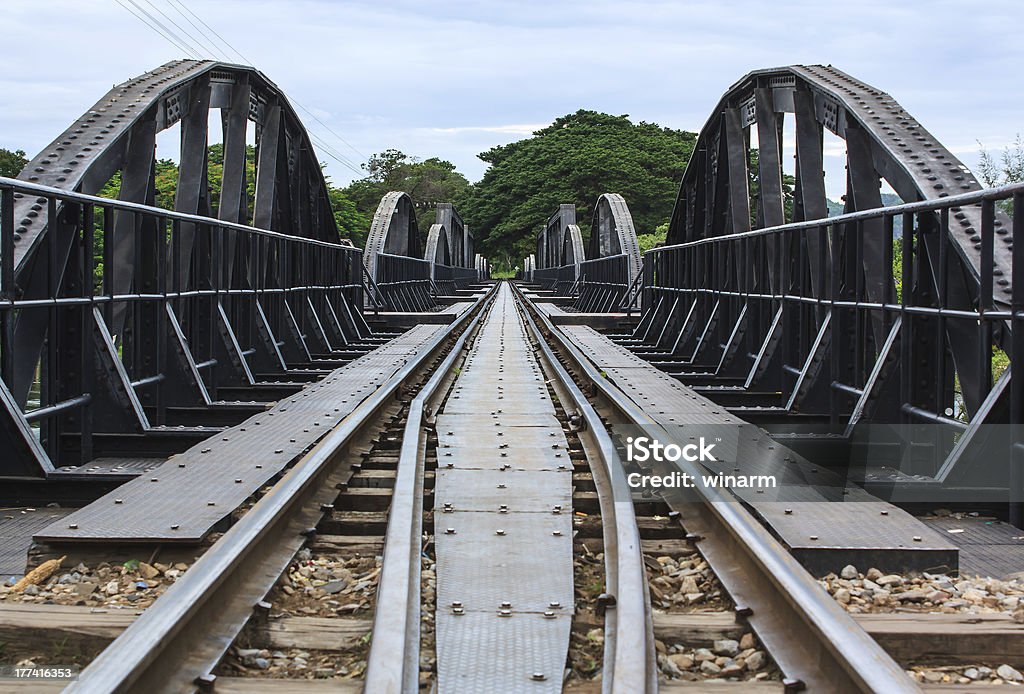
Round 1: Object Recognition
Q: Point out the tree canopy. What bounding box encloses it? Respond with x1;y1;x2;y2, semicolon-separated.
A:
0;148;28;178
341;149;471;239
459;110;697;267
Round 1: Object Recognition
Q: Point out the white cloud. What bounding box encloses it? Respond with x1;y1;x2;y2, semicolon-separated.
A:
0;0;1019;196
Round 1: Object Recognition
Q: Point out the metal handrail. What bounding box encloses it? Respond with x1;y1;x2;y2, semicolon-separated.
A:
0;176;353;251
653;180;1024;253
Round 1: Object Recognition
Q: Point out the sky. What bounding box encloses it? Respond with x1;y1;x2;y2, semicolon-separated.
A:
1;0;1021;201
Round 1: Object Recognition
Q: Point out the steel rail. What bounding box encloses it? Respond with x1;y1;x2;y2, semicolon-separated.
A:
514;284;920;694
514;288;656;694
363;286;498;693
65;284;497;694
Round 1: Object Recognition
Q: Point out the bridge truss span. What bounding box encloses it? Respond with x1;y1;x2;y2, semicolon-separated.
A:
636;64;1024;512
528;195;642;312
364;194;479;311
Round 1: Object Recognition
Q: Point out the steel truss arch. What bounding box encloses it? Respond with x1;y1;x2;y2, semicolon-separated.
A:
363;191;421;284
590;193;641;283
424;223;452;274
665;64;1011;417
9;59;343;407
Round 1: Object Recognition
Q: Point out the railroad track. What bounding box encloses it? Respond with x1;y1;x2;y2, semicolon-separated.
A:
512;284;918;693
1;282;657;693
30;285;499;693
3;281;1024;692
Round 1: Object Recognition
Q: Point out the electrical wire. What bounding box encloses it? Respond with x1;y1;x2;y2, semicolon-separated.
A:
137;0;216;58
163;0;233;62
114;0;368;177
123;0;203;58
113;0;198;57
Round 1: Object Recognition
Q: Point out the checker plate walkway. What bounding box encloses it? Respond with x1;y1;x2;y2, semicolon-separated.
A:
35;321;463;544
561;324;959;575
434;284;573;693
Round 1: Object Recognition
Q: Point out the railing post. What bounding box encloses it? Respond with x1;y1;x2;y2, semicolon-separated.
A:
0;186;14;387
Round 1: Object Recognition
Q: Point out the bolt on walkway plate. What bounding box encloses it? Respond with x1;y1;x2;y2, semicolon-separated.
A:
35;322;454;544
434;285;572;693
561;324;957;575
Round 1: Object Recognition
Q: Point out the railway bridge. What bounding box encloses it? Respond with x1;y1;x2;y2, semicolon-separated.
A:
1;60;1023;693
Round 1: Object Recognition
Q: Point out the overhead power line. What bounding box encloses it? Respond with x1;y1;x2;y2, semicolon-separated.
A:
113;0;369;177
113;0;198;58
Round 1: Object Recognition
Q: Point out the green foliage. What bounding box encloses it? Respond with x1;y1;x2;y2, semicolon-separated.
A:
979;135;1023;216
326;184;371;247
638;222;668;253
341;149;471;241
460;110;697;261
0;148;28;178
993;347;1010;382
979;135;1024;187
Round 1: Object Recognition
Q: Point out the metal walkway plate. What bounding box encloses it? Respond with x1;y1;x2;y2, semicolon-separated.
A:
435;612;570;694
435;446;571;472
1;508;73;578
35;324;445;544
434;511;573;611
920;516;1024;578
435;469;572;512
561;324;958;575
435;285;572;694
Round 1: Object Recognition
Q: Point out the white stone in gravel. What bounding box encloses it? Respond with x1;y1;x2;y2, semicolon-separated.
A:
962;589;987;603
700;660;722;675
659;655;682;678
997;665;1024;682
746;651;766;671
840;565;858;580
693;648;714;662
713;639;740;656
834;588;851;604
963;667;980;680
876;575;903;587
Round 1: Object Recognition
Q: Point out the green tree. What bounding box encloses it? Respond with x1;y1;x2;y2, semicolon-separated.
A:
979;135;1024;187
460;110;697;261
326;183;370;247
978;135;1023;215
0;148;28;178
342;150;471;238
637;222;668;253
